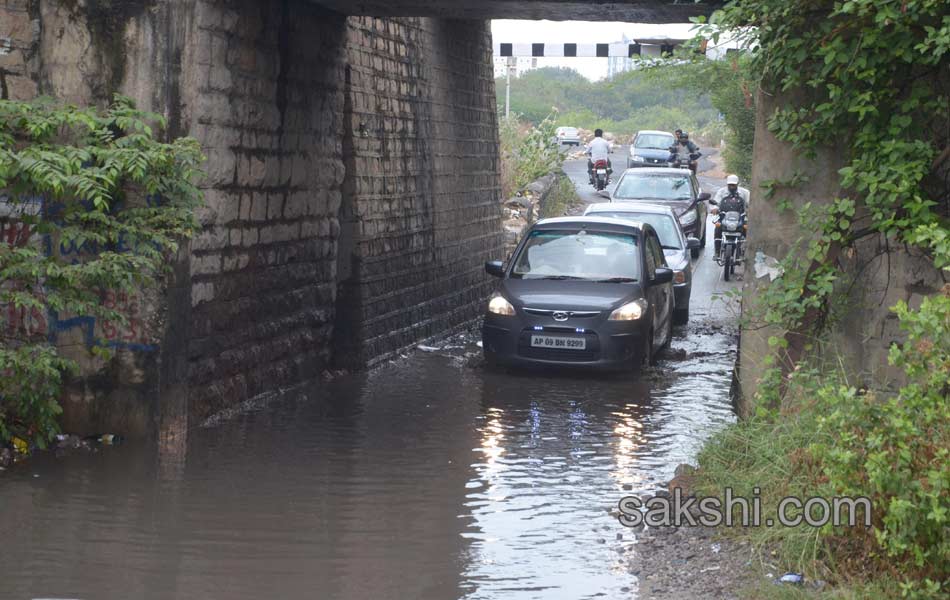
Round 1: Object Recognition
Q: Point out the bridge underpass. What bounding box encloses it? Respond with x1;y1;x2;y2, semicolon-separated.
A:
0;0;722;432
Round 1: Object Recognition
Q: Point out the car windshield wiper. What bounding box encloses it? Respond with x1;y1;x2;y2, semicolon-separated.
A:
532;275;586;280
593;277;638;283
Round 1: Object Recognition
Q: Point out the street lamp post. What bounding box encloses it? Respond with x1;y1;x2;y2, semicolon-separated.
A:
505;57;516;120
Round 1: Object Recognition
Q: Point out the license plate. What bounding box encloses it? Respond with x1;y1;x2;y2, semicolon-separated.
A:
530;335;586;350
596;169;607;174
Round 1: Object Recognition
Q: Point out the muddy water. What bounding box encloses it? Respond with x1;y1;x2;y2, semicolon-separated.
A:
0;317;736;600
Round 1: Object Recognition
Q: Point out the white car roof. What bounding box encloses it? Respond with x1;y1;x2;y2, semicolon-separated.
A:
636;130;674;136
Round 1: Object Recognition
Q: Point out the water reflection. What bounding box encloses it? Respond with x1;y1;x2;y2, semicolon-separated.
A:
0;337;735;600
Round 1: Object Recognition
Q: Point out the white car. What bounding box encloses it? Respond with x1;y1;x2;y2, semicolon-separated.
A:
555;126;581;146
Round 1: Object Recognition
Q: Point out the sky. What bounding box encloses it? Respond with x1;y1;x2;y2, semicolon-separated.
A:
490;20;700;81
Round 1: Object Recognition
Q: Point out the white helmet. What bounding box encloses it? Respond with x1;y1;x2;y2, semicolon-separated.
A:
726;174;739;185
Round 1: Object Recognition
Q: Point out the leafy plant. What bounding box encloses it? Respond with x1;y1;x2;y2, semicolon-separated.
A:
0;95;204;448
498;113;564;198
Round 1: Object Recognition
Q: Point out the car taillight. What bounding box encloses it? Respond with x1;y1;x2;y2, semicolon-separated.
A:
673;271;686;284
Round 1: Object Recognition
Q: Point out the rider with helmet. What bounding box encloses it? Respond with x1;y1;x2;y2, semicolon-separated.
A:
712;174;750;257
669;130;701;173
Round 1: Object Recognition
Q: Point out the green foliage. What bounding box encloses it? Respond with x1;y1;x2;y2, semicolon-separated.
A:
539;175;577;219
496;66;718;140
498;113;564;198
691;0;949;595
810;291;950;596
640;53;757;180
0;95;204;448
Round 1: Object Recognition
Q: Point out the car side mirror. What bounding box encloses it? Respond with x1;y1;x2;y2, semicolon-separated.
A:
485;260;505;278
686;237;701;249
698;192;711;202
653;267;674;284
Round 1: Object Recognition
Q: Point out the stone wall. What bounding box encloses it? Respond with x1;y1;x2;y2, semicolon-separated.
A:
738;91;945;415
335;16;502;366
0;0;503;433
183;0;348;419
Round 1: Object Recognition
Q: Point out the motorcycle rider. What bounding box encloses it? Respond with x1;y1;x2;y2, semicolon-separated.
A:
586;129;612;185
669;130;701;173
712;174;750;257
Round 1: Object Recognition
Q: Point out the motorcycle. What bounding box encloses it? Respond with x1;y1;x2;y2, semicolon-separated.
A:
711;204;747;281
592;158;610;191
668;148;701;174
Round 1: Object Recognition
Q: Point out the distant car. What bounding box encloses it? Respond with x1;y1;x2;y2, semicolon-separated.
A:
611;167;710;258
482;216;675;371
628;130;675;168
555;126;581;146
583;203;699;324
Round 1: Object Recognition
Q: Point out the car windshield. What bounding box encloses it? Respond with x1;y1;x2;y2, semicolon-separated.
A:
613;174;692;201
589;212;682;249
634;133;674;150
511;230;640;281
558;127;577;135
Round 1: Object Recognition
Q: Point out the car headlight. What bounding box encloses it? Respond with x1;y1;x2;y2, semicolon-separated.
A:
608;298;648;321
631;155;645;162
678;210;697;226
488;295;515;316
673;270;686;284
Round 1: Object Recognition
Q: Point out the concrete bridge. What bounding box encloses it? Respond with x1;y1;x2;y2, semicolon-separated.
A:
0;0;730;434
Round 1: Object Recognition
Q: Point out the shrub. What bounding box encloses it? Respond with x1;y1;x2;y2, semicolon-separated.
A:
810;290;950;597
0;96;204;448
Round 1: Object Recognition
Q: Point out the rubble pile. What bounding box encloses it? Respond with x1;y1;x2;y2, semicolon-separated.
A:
501;172;557;255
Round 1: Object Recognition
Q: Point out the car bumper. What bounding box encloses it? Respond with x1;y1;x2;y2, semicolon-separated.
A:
673;282;691;310
482;313;649;371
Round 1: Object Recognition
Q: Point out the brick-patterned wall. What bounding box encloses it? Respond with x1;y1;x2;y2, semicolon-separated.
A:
183;0;348;418
336;17;502;366
0;0;37;99
0;1;503;429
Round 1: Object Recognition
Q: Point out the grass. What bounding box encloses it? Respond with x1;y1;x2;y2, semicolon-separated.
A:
694;413;835;582
539;174;579;219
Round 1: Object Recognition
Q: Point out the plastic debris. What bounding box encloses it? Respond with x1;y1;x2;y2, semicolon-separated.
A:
710;542;721;554
777;572;805;585
11;436;29;454
416;345;440;352
754;251;785;281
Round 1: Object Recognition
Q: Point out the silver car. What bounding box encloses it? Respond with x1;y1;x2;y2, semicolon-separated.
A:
555;126;581;146
583;202;699;324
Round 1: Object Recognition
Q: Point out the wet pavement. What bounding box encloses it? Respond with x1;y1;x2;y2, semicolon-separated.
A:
0;155;740;600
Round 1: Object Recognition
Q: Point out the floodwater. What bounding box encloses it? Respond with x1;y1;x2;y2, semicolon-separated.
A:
0;214;738;600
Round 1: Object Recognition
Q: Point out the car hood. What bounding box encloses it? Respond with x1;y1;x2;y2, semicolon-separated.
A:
610;197;696;216
631;147;670;160
501;278;644;312
663;248;689;271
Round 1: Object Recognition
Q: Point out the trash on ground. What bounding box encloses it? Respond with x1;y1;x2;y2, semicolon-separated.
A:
417;345;441;352
754;251;785;281
11;437;29;454
777;572;805;585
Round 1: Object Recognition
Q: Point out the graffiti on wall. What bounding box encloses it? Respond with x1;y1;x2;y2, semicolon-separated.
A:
0;195;158;352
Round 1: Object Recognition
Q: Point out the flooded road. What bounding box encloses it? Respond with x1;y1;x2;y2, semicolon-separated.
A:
0;163;740;599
